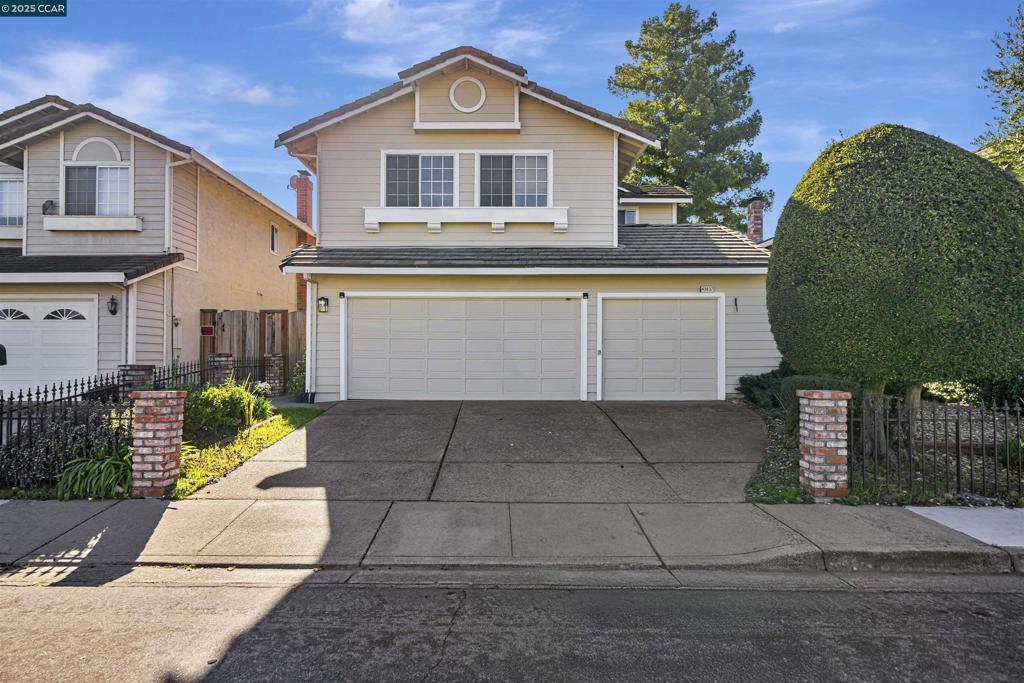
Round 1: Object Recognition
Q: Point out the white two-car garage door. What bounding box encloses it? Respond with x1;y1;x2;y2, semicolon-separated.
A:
345;295;583;400
0;298;97;396
599;296;724;400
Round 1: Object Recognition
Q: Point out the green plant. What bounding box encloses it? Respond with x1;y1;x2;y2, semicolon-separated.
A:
996;437;1024;469
767;124;1024;395
55;444;132;500
924;381;982;404
286;359;306;398
779;375;861;434
737;361;793;409
183;378;273;443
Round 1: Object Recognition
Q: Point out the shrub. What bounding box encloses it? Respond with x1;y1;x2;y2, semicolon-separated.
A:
767;124;1024;392
286;359;306;398
0;400;132;489
780;375;862;434
996;437;1024;470
183;378;273;443
924;381;982;404
737;361;793;409
55;443;132;500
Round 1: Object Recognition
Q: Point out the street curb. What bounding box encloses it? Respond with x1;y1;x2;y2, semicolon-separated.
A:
820;547;1014;574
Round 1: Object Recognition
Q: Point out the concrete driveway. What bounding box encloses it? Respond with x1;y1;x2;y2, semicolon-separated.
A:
193;400;769;504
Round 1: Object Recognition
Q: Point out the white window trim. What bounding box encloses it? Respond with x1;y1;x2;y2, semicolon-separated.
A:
379;150;460;209
473;150;554;208
271;224;280;254
618;208;638;225
0;178;24;228
337;291;588;401
449;76;486;113
595;292;726;401
71;137;122;162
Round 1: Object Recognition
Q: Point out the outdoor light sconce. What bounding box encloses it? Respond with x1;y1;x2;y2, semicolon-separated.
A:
317;296;329;313
107;295;119;316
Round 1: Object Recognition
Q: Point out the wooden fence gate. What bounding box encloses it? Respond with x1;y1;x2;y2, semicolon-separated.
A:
200;309;305;381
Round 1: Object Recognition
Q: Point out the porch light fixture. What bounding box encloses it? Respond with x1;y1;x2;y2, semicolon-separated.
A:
317;296;329;313
106;295;119;316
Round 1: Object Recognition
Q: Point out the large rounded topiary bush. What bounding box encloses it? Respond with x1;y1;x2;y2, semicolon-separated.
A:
767;124;1024;394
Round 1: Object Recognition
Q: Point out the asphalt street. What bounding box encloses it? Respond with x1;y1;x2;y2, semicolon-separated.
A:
2;568;1023;682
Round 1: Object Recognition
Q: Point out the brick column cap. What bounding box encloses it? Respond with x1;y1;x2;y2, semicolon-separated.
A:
263;352;284;358
132;390;188;400
797;389;852;400
209;352;233;359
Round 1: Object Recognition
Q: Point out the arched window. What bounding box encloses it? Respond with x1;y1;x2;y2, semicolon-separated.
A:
0;308;29;321
43;308;86;321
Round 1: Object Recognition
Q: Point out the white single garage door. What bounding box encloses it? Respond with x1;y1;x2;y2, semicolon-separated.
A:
0;299;97;396
600;296;722;400
346;295;582;400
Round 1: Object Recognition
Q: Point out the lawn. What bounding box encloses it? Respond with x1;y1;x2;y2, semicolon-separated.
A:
173;406;323;499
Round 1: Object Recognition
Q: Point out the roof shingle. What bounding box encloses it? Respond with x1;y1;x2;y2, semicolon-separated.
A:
0;252;183;281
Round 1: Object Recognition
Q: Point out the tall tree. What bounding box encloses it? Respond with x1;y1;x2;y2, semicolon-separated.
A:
610;3;770;229
976;4;1024;178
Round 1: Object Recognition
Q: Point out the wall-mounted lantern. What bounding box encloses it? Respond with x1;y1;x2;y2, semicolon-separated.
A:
317;296;329;313
107;295;119;316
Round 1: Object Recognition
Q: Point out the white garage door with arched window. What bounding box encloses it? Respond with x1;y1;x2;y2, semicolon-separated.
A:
0;297;98;395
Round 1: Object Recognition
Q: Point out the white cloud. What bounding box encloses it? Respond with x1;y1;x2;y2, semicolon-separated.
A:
759;118;835;163
0;41;292;150
734;0;877;35
299;0;564;78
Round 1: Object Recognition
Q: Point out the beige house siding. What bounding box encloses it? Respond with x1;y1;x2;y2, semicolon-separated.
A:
417;65;517;123
172;162;199;269
307;273;780;400
621;203;677;225
0;283;125;376
24;121;167;255
170;169;301;361
0;160;21;179
317;94;615;247
134;271;166;365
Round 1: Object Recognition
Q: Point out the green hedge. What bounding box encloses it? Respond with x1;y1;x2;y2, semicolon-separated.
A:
183;379;272;444
767;124;1024;388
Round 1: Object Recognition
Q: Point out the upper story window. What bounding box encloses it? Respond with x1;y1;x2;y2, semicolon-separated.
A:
385;154;454;207
0;180;23;226
65;136;130;217
271;224;280;253
479;154;549;208
618;208;638;225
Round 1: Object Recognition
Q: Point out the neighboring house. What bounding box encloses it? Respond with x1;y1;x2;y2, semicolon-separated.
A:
617;183;692;226
0;96;314;394
277;47;778;401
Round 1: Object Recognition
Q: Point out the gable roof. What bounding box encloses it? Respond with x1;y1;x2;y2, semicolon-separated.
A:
0;252;183;284
0;95;74;128
618;183;693;200
0;98;313;237
280;224;769;273
275;46;658;148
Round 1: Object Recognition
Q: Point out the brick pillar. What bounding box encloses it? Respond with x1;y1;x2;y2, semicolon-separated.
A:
118;364;155;392
289;170;315;311
746;198;764;244
264;353;285;396
797;389;851;500
207;353;233;385
130;390;186;498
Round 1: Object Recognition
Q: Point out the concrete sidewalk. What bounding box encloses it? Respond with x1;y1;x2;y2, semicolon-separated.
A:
0;498;1015;575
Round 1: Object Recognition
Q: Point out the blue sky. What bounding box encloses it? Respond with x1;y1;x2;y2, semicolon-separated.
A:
0;0;1012;236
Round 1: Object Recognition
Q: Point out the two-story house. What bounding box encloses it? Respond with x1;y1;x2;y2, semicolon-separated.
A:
0;96;314;394
277;47;778;401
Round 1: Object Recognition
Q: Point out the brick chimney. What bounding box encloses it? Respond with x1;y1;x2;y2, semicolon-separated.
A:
746;197;764;244
289;170;314;310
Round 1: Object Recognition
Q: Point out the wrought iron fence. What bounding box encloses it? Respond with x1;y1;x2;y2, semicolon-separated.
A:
230;356;267;385
851;397;1023;501
0;372;133;488
153;359;208;389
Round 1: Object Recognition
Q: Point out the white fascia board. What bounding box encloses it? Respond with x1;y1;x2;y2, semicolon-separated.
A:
123;262;182;286
0;101;70;128
520;88;660;149
276;86;415;147
0;111;190;159
283;266;768;276
619;198;693;204
343;290;584;298
402;55;528;85
0;272;125;283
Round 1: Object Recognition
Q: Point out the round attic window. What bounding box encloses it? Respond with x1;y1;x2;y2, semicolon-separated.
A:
449;76;486;113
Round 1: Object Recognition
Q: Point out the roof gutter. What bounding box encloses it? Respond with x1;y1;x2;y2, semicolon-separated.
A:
281;266;768;276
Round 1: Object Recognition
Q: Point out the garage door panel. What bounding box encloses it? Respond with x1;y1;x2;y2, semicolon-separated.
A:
0;299;97;395
602;297;720;401
347;296;580;400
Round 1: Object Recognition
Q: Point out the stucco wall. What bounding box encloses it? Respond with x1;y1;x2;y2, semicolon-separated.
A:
170;169;302;361
306;273;780;401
